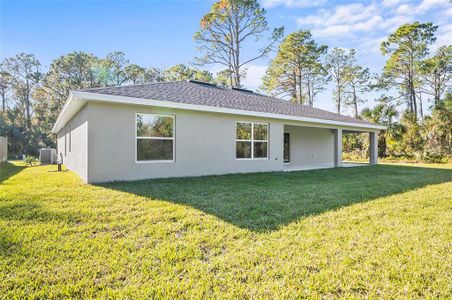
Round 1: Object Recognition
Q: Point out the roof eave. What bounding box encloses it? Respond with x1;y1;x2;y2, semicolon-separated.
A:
52;91;386;133
52;92;87;133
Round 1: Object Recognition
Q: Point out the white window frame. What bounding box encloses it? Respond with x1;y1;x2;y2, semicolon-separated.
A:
135;113;175;163
235;121;269;160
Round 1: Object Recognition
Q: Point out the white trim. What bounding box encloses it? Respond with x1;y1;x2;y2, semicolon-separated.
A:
69;125;72;153
235;121;269;160
64;126;67;157
135;113;175;163
52;91;386;133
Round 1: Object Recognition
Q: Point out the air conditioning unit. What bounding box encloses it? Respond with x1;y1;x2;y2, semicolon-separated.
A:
39;148;57;164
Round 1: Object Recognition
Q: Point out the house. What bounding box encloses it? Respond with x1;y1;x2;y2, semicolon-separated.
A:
52;80;385;183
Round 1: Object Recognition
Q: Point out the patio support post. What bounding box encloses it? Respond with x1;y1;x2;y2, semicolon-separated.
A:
334;129;342;167
369;131;378;165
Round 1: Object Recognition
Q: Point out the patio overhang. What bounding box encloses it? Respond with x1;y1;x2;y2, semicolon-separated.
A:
283;124;380;171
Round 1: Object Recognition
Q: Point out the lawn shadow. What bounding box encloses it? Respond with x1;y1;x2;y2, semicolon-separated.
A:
0;162;26;183
0;201;85;224
99;165;452;232
0;201;86;260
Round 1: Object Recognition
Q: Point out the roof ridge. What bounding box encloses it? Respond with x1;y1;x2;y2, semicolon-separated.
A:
78;80;186;92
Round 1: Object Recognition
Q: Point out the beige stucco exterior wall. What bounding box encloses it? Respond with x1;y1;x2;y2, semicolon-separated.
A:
86;102;285;183
56;101;379;183
283;125;335;170
57;105;89;181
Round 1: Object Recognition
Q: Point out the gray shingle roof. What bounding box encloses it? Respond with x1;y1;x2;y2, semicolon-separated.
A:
81;80;374;126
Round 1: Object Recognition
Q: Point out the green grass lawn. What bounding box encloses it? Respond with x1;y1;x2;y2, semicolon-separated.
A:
0;161;451;298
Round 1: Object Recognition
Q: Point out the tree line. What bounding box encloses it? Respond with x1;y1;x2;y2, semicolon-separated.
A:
0;51;228;157
0;0;451;161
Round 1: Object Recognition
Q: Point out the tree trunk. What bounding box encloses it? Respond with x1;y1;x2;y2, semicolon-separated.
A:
26;81;31;129
297;68;303;105
1;93;5;112
336;81;341;114
378;132;387;157
233;15;241;88
409;79;417;122
434;74;440;106
419;91;424;121
353;85;358;118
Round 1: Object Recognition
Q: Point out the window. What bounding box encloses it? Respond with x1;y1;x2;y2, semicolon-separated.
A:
236;122;268;159
136;113;175;162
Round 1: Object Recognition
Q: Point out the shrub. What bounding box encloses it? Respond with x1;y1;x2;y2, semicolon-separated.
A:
24;155;38;167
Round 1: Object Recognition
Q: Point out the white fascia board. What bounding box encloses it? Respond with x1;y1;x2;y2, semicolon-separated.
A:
52;91;386;133
52;92;86;133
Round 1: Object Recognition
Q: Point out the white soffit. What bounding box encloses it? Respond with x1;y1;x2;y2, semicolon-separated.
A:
52;91;386;133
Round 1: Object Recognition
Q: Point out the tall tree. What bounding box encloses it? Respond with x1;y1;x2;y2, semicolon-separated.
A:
215;69;234;87
303;63;329;107
0;67;13;112
163;64;214;82
262;30;328;106
124;64;146;84
343;63;371;118
99;51;130;86
419;45;452;107
2;53;41;129
144;67;165;83
423;92;452;156
164;64;197;81
34;52;101;145
194;0;283;88
41;52;100;99
325;48;356;114
380;22;438;121
361;101;400;156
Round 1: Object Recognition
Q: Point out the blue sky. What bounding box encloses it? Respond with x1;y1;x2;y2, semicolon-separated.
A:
1;0;451;114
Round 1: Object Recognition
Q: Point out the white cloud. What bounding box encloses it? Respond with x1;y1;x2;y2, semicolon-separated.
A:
396;0;449;15
382;0;405;8
379;14;413;33
445;7;452;17
359;36;386;54
298;3;378;28
260;0;451;113
395;4;411;14
261;0;326;8
242;65;267;91
297;3;398;38
417;0;449;13
296;1;449;39
432;23;452;52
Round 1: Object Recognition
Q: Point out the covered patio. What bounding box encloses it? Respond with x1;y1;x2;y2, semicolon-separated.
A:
282;124;379;171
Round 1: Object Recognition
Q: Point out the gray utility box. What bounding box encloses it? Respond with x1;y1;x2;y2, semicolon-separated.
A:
39;148;57;164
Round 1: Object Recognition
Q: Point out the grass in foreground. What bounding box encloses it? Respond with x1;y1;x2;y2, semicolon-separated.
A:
0;161;451;298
